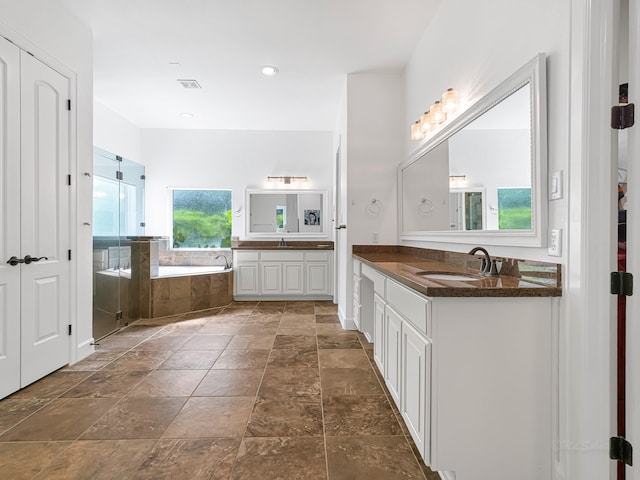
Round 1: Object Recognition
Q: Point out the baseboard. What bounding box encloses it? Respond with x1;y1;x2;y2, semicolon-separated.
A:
439;471;455;480
338;307;357;331
74;337;95;364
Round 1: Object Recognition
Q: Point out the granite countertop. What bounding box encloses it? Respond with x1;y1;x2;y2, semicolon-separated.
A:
353;247;562;298
232;240;334;251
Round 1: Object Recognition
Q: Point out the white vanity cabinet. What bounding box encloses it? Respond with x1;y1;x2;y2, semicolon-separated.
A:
352;259;362;330
355;260;554;480
233;249;333;300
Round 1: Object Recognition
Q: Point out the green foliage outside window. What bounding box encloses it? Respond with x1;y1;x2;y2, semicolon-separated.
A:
497;187;532;230
172;189;232;248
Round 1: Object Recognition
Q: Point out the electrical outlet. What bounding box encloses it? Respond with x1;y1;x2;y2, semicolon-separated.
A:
372;232;379;243
548;229;562;256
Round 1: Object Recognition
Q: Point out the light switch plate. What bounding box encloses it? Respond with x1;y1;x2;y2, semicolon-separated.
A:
548;229;562;256
550;171;563;200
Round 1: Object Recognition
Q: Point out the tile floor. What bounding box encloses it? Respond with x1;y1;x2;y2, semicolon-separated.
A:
0;301;440;480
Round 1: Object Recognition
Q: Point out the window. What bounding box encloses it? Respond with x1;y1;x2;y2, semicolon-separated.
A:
172;189;232;248
497;187;532;230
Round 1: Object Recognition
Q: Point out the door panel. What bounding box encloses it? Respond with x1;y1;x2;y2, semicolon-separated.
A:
0;37;21;399
19;50;70;387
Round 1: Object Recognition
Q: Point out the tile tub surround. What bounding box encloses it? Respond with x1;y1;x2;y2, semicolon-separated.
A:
158;238;232;267
353;244;562;297
232;239;334;250
0;302;440;480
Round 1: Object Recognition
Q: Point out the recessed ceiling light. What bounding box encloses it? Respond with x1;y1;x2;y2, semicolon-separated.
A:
261;65;279;77
181;112;194;118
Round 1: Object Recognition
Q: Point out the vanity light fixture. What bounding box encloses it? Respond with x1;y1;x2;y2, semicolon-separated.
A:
410;87;460;140
449;175;467;186
261;65;279;76
442;88;460;114
411;121;425;141
267;176;308;185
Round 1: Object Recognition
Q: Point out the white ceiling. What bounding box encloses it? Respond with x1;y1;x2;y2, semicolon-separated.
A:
59;0;441;131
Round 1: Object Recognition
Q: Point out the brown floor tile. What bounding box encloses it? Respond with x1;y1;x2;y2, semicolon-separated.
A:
315;304;338;314
277;325;317;336
316;323;348;335
160;318;208;334
316;314;340;323
95;335;144;351
194;370;263;397
237;324;279;335
259;368;320;397
163;397;253;438
198;323;245;334
32;439;155;480
280;313;316;325
284;302;315;314
1;398;118;441
102;350;174;371
0;399;51;434
273;334;317;349
243;315;281;327
226;334;276;350
159;350;223;369
246;395;323;437
133;334;193;351
128;370;207;397
8;371;93;400
116;325;165;337
317;333;363;349
231;437;327;480
132;438;239;480
320;367;384;395
213;349;270;370
62;350;125;371
326;436;425;480
180;334;233;350
323;395;403;436
62;370;150;398
81;397;186;440
0;441;71;480
267;346;319;368
318;349;372;369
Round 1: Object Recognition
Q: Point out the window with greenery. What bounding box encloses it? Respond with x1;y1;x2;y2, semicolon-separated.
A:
497;187;532;230
172;189;232;248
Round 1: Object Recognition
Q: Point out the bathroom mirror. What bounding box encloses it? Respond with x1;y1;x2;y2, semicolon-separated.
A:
399;53;547;247
246;189;328;237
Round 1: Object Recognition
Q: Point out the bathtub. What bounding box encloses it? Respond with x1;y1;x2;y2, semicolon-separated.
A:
153;265;228;277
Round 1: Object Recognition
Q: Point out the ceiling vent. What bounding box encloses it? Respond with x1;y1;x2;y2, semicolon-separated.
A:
177;79;202;89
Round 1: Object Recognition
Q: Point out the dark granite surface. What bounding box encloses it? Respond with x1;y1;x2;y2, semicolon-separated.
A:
232;240;334;251
353;245;562;298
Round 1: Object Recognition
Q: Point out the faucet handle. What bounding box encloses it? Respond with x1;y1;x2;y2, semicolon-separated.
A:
487;259;500;276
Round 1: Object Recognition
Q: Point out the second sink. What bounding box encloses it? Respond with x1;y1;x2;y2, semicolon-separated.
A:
418;271;480;281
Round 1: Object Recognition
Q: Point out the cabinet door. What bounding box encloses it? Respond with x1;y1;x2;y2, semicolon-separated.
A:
306;262;329;294
283;263;304;294
401;319;431;464
373;293;385;372
236;263;259;295
385;305;402;405
261;263;282;294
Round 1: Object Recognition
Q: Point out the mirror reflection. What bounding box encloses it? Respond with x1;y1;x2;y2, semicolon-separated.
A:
402;83;532;233
247;190;325;235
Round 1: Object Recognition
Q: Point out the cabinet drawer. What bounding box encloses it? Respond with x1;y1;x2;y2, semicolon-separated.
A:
386;280;431;337
236;251;259;262
261;251;304;262
306;251;330;262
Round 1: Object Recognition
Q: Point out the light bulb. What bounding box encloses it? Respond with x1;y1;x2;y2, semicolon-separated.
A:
411;121;425;141
430;100;446;124
442;88;459;114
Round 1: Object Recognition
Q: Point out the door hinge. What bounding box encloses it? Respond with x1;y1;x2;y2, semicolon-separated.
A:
140;174;146;180
611;271;633;296
116;311;123;321
610;436;633;466
140;222;146;227
611;103;635;129
67;174;71;186
116;155;122;162
116;171;123;181
68;249;72;261
66;99;71;111
68;324;72;335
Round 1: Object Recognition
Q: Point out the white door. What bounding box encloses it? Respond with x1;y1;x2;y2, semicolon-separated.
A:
0;38;71;397
19;50;71;386
0;37;22;399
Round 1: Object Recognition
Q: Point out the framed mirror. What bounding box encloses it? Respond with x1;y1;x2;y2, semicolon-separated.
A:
399;53;547;247
246;189;329;238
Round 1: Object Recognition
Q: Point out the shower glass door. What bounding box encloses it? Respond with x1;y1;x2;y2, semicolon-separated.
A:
92;147;145;340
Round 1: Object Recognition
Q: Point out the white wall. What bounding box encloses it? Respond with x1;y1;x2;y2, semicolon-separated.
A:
0;0;94;360
141;129;333;239
94;101;143;164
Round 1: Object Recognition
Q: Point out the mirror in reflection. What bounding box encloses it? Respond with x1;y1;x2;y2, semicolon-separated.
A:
247;190;325;235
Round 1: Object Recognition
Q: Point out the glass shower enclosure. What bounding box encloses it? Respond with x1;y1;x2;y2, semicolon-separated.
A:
92;147;145;340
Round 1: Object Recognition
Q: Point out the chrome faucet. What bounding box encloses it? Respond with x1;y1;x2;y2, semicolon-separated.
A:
214;254;230;269
468;246;499;276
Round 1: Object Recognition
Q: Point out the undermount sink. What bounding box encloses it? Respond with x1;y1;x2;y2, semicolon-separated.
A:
418;271;481;281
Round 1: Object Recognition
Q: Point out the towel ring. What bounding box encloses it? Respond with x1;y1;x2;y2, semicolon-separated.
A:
418;197;434;215
366;198;382;216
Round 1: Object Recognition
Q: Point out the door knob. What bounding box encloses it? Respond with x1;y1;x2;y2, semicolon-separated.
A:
6;256;24;266
23;255;48;264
